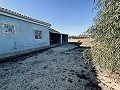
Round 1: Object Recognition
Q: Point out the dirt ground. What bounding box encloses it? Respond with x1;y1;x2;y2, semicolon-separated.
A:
0;44;101;90
69;39;120;90
68;38;94;47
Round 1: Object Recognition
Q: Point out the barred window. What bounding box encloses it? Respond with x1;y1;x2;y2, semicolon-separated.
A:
34;30;42;39
3;23;16;35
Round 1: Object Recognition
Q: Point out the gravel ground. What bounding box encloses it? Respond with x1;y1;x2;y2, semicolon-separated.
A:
0;44;100;90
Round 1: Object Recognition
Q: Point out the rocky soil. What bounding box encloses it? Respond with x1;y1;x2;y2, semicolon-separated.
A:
0;44;101;90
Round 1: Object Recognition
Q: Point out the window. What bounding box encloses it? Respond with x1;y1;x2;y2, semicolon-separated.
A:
34;30;42;39
3;23;16;35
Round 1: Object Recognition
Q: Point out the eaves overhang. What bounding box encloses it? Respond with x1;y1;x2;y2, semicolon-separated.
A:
0;7;51;27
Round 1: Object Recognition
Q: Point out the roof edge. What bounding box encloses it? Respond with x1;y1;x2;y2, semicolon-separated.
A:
0;7;51;27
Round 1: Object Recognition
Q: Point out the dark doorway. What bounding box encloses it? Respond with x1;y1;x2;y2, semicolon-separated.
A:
50;32;61;45
62;34;68;43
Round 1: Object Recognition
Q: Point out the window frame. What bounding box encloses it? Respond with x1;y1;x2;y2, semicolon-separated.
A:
2;23;16;35
34;30;42;40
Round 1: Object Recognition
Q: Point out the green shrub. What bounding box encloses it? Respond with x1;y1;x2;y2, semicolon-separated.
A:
87;0;120;73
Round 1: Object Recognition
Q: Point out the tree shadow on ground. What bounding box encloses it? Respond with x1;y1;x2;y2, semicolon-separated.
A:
75;45;102;90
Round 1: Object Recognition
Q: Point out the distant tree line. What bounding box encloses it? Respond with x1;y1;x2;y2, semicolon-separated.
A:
69;34;92;39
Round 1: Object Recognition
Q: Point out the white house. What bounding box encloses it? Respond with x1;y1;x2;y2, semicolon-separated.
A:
0;7;68;61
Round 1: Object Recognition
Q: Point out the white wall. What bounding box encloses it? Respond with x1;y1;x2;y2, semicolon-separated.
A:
0;14;50;55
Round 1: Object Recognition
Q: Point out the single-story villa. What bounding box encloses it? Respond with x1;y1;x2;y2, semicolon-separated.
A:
0;7;68;61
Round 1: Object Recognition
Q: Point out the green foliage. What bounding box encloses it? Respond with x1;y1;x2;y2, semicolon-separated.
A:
83;49;92;60
88;0;120;73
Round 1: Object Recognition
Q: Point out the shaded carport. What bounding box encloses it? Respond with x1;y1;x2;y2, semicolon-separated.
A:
62;34;68;43
49;29;61;45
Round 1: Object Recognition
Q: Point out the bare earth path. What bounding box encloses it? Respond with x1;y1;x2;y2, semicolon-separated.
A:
0;44;100;90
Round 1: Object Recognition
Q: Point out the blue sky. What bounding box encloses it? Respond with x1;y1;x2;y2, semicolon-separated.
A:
0;0;97;35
